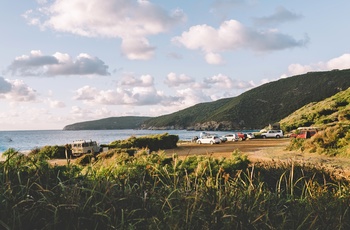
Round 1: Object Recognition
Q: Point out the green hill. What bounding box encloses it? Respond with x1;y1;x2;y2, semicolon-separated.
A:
282;87;350;156
63;116;151;130
142;69;350;130
63;69;350;131
280;86;350;132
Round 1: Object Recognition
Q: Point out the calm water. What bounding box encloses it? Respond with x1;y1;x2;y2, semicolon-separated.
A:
0;129;253;154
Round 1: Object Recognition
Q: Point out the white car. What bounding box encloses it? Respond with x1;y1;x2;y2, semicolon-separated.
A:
222;133;239;142
196;135;221;144
261;130;284;138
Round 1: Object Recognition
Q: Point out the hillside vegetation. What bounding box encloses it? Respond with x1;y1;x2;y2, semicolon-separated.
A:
281;87;350;131
63;69;350;131
63;116;151;130
2;147;350;229
282;87;350;156
142;69;350;130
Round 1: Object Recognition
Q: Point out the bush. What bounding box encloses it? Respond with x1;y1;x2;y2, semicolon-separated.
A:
1;147;350;229
288;124;350;156
108;133;179;151
75;153;95;165
28;145;68;159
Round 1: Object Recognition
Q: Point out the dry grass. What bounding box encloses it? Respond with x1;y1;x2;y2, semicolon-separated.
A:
49;138;350;180
168;139;350;180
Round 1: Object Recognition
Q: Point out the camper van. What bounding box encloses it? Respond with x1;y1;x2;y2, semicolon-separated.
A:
71;140;101;157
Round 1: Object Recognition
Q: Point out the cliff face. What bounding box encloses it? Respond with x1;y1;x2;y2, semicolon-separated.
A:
144;121;246;131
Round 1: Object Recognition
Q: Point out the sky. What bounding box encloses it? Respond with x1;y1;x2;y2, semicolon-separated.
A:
1;0;350;131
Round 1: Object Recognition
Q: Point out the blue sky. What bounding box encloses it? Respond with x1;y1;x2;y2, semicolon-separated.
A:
1;0;350;130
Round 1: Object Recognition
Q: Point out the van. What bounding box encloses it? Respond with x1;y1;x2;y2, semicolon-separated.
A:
71;140;101;157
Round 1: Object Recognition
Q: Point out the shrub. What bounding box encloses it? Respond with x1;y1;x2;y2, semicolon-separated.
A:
289;124;350;156
108;133;179;151
1;147;350;229
75;153;95;165
28;145;68;159
287;138;305;151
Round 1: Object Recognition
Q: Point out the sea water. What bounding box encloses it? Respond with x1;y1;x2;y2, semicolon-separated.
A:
0;129;257;155
0;129;236;154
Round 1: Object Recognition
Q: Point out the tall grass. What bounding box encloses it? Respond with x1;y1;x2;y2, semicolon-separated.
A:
1;148;350;229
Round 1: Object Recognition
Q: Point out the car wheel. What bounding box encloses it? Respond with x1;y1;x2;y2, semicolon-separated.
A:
197;141;201;144
262;135;266;139
276;135;280;138
210;141;214;145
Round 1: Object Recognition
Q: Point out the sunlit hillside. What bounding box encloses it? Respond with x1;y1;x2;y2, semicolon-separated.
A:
282;87;350;156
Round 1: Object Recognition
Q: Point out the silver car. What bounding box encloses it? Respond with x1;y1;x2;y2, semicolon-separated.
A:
196;135;221;144
222;133;239;142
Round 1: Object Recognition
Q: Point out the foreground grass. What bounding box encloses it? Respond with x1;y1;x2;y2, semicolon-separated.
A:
1;148;350;229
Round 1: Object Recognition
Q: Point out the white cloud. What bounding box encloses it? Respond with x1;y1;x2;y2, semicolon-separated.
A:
23;0;186;60
165;73;256;106
175;88;211;107
0;77;37;102
74;86;99;101
8;80;37;102
8;51;110;76
0;77;12;94
172;19;308;64
121;37;156;60
204;74;255;90
205;52;224;65
69;106;113;121
73;84;180;106
282;53;350;77
164;72;195;87
120;74;153;87
46;98;66;108
327;54;350;70
253;6;303;26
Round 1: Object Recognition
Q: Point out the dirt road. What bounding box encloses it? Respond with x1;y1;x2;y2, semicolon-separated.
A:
166;138;290;158
166;138;350;179
50;138;350;179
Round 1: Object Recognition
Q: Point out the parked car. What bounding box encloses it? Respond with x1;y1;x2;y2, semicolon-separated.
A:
295;130;318;139
246;133;255;139
260;130;284;138
289;126;320;138
222;133;239;142
196;135;221;144
237;132;247;141
71;140;102;157
220;136;227;142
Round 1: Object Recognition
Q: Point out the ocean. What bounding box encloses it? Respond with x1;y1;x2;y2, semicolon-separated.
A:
0;129;256;154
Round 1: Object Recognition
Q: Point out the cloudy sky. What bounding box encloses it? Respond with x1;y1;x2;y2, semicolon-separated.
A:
1;0;350;130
